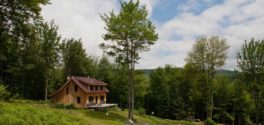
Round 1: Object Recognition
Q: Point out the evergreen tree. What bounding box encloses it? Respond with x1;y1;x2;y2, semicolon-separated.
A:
61;38;88;79
38;21;60;100
237;39;264;124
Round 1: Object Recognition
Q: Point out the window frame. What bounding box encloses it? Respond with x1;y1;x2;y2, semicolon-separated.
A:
74;85;78;92
66;87;69;94
89;96;94;103
76;96;81;104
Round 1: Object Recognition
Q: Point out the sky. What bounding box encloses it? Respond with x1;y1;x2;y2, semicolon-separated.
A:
41;0;264;70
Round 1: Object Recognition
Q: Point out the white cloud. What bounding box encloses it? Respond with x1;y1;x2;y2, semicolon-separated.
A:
42;0;264;70
138;0;158;16
41;0;119;57
137;0;264;70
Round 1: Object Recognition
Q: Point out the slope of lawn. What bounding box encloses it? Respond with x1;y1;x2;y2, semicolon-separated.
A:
0;100;199;125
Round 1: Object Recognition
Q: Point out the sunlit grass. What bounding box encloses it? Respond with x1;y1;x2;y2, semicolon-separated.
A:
0;100;199;125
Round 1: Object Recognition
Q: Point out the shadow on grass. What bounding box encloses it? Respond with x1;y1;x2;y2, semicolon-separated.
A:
84;110;127;122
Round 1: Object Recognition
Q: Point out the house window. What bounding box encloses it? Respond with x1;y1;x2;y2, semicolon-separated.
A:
95;86;98;91
89;96;94;103
75;85;78;92
100;96;105;103
76;97;81;104
100;86;103;90
90;85;94;91
66;87;69;94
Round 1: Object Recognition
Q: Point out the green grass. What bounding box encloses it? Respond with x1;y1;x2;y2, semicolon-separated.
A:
0;100;199;125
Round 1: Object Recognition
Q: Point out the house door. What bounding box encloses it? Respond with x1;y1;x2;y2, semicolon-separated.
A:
96;96;98;103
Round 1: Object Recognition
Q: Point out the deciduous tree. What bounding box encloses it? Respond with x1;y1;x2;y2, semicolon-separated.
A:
100;0;158;120
186;36;229;118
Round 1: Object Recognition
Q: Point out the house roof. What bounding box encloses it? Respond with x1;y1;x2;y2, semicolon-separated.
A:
49;76;109;97
72;76;108;86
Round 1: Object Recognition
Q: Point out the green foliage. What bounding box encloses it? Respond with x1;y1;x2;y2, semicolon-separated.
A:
0;101;86;125
61;38;88;78
100;0;158;64
147;65;192;119
136;108;146;115
204;118;217;125
54;104;66;109
0;100;197;125
0;84;10;100
0;0;49;99
186;36;229;118
100;0;158;119
38;20;61;100
65;104;76;109
55;103;76;109
237;39;264;124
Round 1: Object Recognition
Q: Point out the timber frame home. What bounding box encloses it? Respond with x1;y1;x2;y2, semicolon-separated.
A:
50;76;109;108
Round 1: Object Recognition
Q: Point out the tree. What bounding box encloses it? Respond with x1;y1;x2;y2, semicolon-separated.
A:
148;65;192;119
61;38;88;79
186;36;229;118
38;21;61;100
100;0;158;120
237;39;264;124
0;83;10;100
0;0;48;97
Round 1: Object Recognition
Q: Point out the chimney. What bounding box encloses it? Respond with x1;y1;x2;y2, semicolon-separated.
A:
87;76;90;78
67;76;70;81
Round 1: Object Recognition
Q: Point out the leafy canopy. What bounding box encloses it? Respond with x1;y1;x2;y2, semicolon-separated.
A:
100;0;158;65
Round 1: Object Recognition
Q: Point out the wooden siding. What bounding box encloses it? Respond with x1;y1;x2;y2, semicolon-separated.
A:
51;80;107;108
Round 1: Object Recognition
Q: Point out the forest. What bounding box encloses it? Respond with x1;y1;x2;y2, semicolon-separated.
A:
1;0;264;125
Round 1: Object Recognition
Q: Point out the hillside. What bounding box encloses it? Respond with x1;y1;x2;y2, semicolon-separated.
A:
0;100;198;125
140;69;237;78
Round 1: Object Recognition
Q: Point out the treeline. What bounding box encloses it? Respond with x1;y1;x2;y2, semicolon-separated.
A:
145;38;264;125
0;0;148;109
1;1;264;125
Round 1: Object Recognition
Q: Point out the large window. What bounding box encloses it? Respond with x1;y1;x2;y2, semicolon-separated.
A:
100;86;104;90
66;87;69;94
95;86;98;91
76;97;81;104
100;96;105;103
90;85;94;91
89;96;94;103
74;85;78;92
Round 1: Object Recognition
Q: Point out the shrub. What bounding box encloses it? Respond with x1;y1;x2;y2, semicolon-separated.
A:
204;118;217;125
65;103;76;109
0;84;10;100
136;108;146;115
55;104;65;109
55;103;76;109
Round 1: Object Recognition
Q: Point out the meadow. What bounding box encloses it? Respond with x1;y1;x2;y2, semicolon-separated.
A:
0;100;198;125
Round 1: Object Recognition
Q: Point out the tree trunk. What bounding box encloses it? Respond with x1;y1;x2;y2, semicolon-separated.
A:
45;76;48;101
131;63;135;120
128;68;133;120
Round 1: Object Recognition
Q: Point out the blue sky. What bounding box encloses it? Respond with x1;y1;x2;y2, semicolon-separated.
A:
41;0;264;70
151;0;224;22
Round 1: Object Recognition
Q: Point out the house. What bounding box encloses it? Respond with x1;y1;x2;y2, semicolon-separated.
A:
50;76;109;108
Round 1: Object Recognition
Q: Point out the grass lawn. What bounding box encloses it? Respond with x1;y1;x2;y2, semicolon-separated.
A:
0;100;200;125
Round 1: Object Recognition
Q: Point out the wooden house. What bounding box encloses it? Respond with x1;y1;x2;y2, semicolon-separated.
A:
50;76;109;108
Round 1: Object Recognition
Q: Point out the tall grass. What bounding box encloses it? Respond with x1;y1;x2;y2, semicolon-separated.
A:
0;100;199;125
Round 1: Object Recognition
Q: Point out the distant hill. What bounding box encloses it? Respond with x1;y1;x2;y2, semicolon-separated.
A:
139;69;238;78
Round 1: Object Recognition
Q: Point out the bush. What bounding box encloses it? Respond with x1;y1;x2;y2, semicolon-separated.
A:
65;103;76;109
204;118;217;125
55;103;76;109
0;84;10;100
54;104;65;109
136;108;146;115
